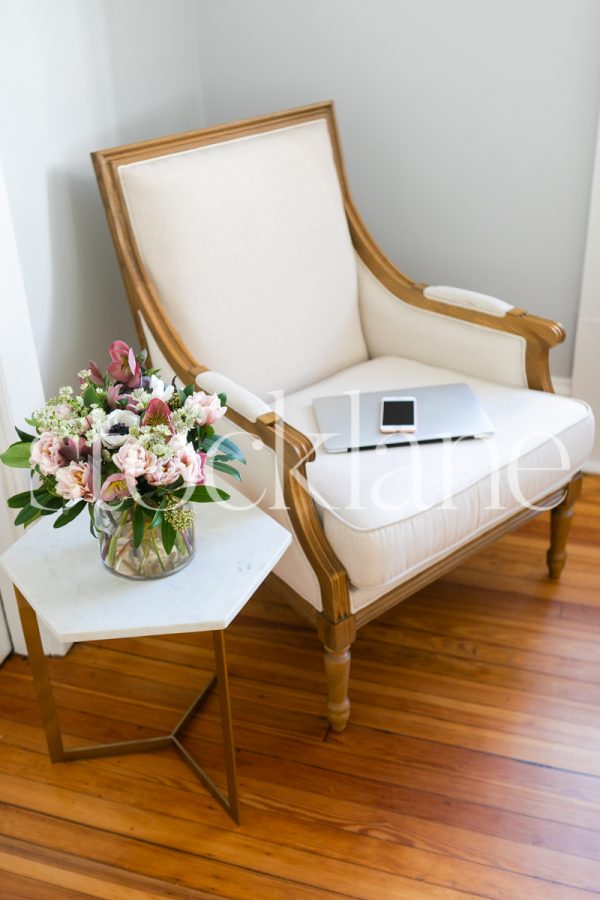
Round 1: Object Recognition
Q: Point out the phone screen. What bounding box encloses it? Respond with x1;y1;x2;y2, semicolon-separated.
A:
382;400;415;427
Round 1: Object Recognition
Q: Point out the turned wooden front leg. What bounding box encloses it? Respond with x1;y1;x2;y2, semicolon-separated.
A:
324;645;351;732
547;474;583;580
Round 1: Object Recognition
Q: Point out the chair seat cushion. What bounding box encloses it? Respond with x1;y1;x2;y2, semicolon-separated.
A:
282;357;594;601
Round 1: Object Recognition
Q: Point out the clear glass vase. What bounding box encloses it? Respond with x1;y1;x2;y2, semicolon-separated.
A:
94;502;195;580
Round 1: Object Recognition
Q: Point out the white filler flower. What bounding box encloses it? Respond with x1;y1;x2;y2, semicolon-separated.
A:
149;375;174;404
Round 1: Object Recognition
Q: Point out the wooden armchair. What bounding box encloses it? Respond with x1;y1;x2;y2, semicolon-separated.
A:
93;102;594;731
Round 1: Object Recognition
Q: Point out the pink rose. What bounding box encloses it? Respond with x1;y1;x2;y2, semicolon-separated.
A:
184;391;226;426
30;432;66;476
146;457;180;486
175;443;206;485
55;462;93;502
113;439;157;479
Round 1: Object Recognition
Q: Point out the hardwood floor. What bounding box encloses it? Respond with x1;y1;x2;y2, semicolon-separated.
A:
0;477;599;899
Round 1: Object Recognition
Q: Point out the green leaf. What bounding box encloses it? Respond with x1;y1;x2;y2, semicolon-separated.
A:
53;500;86;528
174;485;229;503
83;385;100;407
210;460;241;481
150;508;163;529
34;494;62;513
202;434;245;463
15;427;34;443
14;505;42;527
183;384;194;397
132;503;145;548
88;503;97;538
160;519;176;555
0;441;32;468
7;490;33;509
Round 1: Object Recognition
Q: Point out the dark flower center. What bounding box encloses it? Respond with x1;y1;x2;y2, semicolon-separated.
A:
109;423;130;435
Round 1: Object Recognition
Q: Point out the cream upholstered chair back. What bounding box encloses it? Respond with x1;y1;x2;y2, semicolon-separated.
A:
117;118;368;398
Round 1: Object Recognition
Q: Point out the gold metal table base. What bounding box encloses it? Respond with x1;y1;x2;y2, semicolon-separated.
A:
15;587;240;824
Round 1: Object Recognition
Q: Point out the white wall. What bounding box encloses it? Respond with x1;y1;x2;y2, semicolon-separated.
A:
198;0;600;377
0;158;68;657
0;0;204;394
573;110;600;472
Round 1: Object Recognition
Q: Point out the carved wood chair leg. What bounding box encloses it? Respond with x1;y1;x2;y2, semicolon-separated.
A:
324;644;351;732
547;474;583;580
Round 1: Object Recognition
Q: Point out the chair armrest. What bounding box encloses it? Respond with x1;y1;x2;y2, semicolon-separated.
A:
196;370;349;623
423;285;513;317
196;371;275;424
356;255;564;392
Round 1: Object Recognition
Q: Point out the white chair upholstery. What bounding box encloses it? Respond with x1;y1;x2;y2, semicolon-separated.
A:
119;119;367;399
357;257;528;387
281;356;594;609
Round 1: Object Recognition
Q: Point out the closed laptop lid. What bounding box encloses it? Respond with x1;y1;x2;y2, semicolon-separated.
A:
313;383;495;453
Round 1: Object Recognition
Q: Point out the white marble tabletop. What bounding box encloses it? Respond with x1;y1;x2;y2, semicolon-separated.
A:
0;488;291;643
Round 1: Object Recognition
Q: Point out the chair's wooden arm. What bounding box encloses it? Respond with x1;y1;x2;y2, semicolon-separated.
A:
222;403;351;625
343;188;565;393
416;284;564;392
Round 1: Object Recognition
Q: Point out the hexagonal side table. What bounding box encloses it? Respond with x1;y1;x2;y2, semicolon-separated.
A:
0;489;291;824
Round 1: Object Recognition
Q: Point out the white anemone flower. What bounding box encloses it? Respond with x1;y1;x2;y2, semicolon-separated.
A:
100;409;140;449
149;374;174;404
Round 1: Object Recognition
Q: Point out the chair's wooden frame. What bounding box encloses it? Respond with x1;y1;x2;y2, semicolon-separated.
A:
92;101;582;732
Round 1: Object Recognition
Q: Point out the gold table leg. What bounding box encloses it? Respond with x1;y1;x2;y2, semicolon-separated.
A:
14;587;240;824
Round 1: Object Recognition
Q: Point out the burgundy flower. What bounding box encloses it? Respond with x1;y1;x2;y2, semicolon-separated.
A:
107;341;141;388
87;361;104;386
58;436;91;463
141;398;174;432
106;384;123;410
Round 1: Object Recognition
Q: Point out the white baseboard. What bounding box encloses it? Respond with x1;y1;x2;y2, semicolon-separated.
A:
551;375;572;396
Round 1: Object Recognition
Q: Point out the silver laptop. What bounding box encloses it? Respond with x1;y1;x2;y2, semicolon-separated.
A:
313;383;495;453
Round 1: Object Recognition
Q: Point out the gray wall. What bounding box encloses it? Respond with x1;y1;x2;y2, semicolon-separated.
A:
0;0;204;393
198;0;600;376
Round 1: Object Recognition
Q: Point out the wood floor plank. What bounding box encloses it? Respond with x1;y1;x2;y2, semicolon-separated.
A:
0;475;598;898
0;807;339;900
0;775;483;900
0;755;595;900
0;870;92;900
0;835;215;899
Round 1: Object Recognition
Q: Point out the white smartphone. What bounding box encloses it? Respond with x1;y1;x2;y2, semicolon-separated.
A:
379;396;417;433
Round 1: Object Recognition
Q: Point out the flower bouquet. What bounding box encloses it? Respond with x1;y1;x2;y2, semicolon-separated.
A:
1;341;244;579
